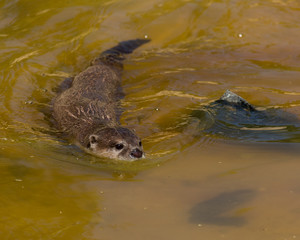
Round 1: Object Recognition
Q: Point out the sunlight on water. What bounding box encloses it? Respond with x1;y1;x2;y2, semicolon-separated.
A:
0;0;300;239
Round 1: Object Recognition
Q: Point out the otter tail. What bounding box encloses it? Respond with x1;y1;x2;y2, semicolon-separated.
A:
95;38;150;67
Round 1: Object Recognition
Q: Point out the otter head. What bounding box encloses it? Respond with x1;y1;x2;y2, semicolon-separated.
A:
86;127;144;161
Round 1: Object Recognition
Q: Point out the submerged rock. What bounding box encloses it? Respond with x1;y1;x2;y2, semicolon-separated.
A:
190;90;300;142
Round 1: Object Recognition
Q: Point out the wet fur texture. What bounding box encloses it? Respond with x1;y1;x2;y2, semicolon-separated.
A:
53;39;149;160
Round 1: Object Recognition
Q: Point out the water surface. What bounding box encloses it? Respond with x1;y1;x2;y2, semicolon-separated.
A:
0;0;300;239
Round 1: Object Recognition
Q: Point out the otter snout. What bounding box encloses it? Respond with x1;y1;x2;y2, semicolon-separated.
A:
130;148;144;159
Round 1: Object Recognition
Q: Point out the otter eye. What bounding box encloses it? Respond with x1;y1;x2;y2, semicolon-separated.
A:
139;141;142;147
115;143;124;150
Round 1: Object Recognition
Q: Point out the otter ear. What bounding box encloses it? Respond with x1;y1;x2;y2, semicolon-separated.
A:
88;134;99;149
89;135;99;143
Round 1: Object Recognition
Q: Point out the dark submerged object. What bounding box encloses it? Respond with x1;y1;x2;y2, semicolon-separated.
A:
190;90;300;142
53;39;149;160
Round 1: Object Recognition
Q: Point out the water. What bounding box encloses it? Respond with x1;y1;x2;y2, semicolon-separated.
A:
0;0;300;239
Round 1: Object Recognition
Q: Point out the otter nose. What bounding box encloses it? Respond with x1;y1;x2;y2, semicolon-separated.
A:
130;148;143;159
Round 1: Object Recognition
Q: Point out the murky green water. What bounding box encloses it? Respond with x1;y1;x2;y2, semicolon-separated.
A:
1;0;300;239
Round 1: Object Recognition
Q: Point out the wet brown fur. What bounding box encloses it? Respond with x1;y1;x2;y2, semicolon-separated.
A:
53;62;122;145
52;39;149;159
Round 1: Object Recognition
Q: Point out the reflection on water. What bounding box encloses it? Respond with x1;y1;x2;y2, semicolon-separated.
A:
0;0;300;239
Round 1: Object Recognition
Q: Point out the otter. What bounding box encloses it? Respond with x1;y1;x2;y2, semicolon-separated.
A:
53;39;149;160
